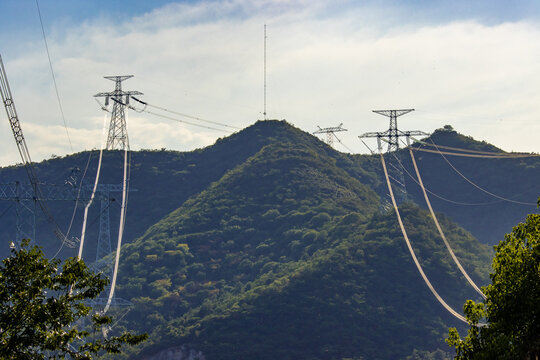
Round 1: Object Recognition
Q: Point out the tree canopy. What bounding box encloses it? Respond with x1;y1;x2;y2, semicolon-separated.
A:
0;239;147;359
447;198;540;359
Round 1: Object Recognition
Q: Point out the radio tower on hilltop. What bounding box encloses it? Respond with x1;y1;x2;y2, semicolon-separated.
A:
94;76;142;150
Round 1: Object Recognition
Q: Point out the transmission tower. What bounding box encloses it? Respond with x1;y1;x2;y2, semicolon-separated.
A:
359;109;429;206
313;123;348;148
0;182;128;249
94;76;142;150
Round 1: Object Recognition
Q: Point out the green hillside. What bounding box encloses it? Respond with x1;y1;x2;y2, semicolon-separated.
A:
0;120;375;260
116;203;491;359
107;123;491;359
399;127;539;244
0;120;537;359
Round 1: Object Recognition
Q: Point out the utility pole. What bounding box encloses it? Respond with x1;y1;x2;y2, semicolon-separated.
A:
359;109;429;206
313;123;347;148
94;76;142;150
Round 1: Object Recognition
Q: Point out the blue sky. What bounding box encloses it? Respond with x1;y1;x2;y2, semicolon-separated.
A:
3;0;538;31
0;0;539;165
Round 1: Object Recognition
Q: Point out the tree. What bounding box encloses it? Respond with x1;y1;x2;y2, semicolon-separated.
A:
447;198;540;359
0;239;147;359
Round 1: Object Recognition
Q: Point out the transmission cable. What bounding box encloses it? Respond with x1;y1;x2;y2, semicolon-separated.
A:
380;153;471;324
78;111;108;260
425;139;537;206
104;112;132;314
332;132;354;153
408;136;539;159
136;107;232;133
52;150;94;260
412;140;513;156
131;96;240;130
0;203;14;221
412;147;537;159
409;148;486;299
35;0;73;152
391;152;501;206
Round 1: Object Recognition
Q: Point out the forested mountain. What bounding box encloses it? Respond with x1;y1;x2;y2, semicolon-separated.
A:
0;120;537;359
396;127;539;245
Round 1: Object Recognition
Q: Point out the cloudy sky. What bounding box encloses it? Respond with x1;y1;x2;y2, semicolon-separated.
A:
0;0;539;165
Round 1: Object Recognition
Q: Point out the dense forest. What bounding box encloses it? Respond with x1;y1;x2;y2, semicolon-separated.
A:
0;120;537;359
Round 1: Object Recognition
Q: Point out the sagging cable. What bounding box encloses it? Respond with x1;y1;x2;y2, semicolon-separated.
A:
380;153;469;324
409;148;486;299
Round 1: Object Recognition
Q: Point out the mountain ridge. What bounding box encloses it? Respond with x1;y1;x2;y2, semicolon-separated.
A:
0;120;537;359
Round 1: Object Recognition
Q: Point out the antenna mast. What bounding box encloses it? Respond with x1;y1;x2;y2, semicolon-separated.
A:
263;24;267;120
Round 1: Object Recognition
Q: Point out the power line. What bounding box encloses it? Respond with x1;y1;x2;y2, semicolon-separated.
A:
332;132;354;153
52;150;94;260
35;0;73;152
409;148;486;299
131;97;240;130
426;139;537;206
380;153;471;324
0;204;14;221
413;139;516;156
142;108;234;133
412;147;537;159
391;152;501;206
398;137;538;205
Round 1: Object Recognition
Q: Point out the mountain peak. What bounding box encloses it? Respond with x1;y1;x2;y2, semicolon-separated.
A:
421;126;504;153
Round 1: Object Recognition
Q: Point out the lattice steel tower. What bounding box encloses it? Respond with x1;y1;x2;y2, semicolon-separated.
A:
94;76;142;150
313;123;347;148
359;109;429;206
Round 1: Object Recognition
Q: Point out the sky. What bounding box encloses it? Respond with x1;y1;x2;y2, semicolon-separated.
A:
0;0;539;166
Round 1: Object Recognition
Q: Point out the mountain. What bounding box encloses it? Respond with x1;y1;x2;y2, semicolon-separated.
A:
397;127;538;245
0;120;537;359
0;120;374;259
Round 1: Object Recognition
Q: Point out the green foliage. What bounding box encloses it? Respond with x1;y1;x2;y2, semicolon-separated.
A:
447;199;540;359
406;348;452;360
113;195;491;359
0;240;147;359
2;120;532;359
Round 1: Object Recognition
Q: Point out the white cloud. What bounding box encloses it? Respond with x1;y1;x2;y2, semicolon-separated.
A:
1;0;539;166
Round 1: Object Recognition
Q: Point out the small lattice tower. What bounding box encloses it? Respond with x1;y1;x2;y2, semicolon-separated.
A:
313;123;348;148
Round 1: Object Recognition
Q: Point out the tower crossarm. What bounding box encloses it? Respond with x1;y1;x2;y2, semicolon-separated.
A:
104;75;133;82
94;75;143;101
313;123;347;134
372;109;415;118
359;131;388;139
94;90;143;98
399;130;430;136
